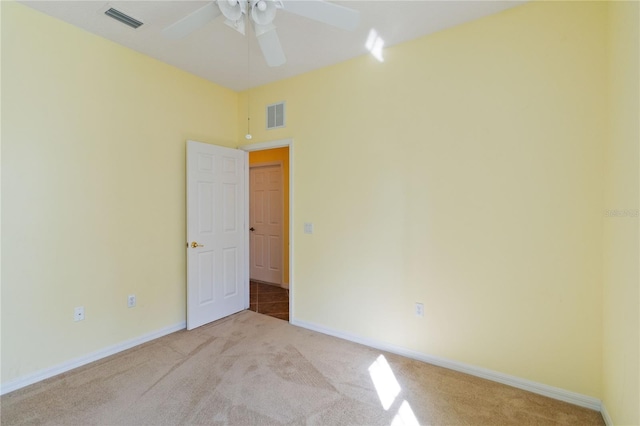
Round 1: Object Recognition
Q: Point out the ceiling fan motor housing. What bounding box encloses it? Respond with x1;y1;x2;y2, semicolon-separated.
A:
217;0;278;27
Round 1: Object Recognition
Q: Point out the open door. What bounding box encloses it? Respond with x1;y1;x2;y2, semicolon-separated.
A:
186;140;247;330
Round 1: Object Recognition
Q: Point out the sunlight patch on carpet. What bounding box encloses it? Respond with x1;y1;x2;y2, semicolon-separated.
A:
391;400;420;426
369;354;420;425
368;355;401;410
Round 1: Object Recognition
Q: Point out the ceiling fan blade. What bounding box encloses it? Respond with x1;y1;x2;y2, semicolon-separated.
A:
282;0;359;32
162;3;222;39
256;27;286;67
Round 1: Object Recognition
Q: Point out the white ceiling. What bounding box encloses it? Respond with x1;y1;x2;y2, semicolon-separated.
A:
21;1;526;91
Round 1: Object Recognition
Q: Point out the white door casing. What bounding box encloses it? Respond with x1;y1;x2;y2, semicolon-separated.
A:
249;164;283;284
186;140;247;330
239;138;293;320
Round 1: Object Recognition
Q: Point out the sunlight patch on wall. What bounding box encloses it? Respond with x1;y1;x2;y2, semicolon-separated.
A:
365;29;385;62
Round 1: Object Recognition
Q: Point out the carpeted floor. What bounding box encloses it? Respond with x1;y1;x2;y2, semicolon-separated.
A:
1;311;604;425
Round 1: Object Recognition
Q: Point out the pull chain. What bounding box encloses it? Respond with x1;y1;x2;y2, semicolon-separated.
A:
245;12;252;140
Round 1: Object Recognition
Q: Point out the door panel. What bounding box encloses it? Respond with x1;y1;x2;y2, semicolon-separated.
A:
269;236;281;270
187;141;247;330
250;164;283;284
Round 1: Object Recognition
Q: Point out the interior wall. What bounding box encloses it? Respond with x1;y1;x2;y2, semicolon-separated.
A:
602;1;640;424
1;2;238;383
249;148;290;285
240;1;607;397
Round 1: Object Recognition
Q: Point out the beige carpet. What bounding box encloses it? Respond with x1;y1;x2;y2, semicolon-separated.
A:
1;311;604;425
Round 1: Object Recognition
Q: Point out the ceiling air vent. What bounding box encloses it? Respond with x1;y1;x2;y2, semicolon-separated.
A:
105;8;143;29
266;102;285;130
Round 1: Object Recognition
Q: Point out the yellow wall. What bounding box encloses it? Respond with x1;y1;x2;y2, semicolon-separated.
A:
1;2;238;383
0;0;4;376
602;1;640;424
240;1;607;397
249;148;290;284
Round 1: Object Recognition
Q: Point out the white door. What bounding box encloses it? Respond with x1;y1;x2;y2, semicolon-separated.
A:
186;140;247;330
250;164;283;284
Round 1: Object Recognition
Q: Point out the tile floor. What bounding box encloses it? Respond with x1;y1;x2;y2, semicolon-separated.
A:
249;281;289;321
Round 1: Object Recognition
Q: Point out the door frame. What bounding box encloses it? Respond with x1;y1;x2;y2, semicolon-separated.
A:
239;138;294;321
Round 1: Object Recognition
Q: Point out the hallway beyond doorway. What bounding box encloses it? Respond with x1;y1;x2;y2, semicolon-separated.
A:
249;281;289;321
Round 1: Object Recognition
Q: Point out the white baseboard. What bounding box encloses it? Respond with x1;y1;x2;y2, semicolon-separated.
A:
281;282;289;289
291;318;602;412
600;401;613;426
1;321;186;395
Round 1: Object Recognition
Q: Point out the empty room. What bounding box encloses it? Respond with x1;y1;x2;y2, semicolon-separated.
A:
1;0;638;425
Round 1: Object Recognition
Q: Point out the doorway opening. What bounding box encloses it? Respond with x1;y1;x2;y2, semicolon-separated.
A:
241;140;293;322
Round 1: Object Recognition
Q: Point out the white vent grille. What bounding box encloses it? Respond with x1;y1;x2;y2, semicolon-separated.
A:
104;8;143;29
266;102;285;130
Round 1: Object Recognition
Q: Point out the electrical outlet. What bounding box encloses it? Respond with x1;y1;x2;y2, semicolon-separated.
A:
128;294;136;308
74;306;85;322
415;303;424;318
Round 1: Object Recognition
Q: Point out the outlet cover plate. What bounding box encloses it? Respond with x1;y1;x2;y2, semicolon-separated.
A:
74;306;85;321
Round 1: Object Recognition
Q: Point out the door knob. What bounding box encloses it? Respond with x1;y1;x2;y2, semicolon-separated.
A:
249;227;255;232
191;241;204;248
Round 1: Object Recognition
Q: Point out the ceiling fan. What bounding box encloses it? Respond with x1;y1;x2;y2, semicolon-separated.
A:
162;0;360;67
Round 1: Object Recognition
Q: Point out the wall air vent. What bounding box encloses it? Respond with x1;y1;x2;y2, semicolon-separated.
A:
266;102;285;130
105;8;143;29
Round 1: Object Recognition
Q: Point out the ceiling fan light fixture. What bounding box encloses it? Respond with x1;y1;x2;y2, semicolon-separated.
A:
251;0;276;26
217;0;243;21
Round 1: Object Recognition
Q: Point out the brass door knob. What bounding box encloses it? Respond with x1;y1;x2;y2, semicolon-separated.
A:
191;241;204;248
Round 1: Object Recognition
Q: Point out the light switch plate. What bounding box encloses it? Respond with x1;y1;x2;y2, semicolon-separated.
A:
304;222;314;234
